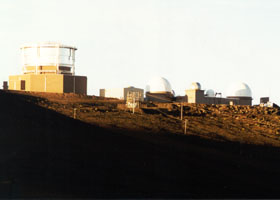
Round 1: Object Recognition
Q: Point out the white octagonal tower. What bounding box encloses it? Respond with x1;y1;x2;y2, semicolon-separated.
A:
21;42;77;75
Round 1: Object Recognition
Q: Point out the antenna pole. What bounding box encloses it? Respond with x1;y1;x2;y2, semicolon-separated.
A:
180;102;183;120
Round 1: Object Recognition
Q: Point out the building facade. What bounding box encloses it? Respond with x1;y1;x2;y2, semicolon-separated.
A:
100;86;144;101
145;80;253;106
8;42;87;95
185;88;252;106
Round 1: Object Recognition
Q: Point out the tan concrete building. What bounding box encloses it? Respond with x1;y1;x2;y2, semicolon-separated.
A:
183;82;252;106
100;86;144;101
9;74;87;94
185;88;251;105
9;42;87;95
146;80;253;106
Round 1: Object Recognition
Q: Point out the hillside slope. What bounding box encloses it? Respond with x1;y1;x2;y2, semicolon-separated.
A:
0;90;280;198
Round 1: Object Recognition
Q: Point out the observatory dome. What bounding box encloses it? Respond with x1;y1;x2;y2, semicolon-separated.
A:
20;41;77;75
227;82;252;97
205;89;215;97
189;82;201;90
146;76;172;93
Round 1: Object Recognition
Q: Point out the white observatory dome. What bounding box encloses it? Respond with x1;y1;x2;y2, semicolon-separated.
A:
189;82;201;90
146;76;172;93
227;82;252;97
20;42;77;75
205;89;215;97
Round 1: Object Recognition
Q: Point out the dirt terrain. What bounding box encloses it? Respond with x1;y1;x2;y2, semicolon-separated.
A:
27;90;280;147
1;90;280;198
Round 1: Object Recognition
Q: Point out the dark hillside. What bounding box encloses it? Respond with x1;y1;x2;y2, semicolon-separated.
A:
0;90;280;198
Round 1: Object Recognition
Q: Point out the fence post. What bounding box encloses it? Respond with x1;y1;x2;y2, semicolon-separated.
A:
73;108;77;119
132;96;135;114
184;119;188;134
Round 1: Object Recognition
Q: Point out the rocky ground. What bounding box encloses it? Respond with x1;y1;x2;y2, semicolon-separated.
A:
1;90;280;198
27;91;280;147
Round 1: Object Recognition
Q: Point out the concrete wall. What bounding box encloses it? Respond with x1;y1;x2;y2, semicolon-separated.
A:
73;76;87;95
227;96;252;106
124;87;144;101
9;74;87;95
9;74;64;93
100;88;124;99
183;89;252;106
24;66;58;74
99;89;105;97
24;66;72;75
63;75;87;95
203;97;239;105
46;74;64;93
145;92;174;103
35;75;63;93
185;89;205;103
99;87;144;100
3;81;8;90
30;74;48;92
9;75;31;91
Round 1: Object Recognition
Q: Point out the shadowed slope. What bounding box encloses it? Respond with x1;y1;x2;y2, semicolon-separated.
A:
0;91;280;198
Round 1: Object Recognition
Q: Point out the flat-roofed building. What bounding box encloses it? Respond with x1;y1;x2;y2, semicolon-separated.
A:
183;82;252;106
9;42;87;95
100;86;144;101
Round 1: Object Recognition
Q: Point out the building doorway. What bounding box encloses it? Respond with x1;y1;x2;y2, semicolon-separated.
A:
20;80;25;90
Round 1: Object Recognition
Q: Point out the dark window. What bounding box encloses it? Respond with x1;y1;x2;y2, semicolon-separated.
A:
20;80;25;90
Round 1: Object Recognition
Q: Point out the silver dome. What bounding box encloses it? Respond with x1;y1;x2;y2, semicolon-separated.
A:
227;82;252;97
205;89;215;97
146;76;172;93
189;82;201;90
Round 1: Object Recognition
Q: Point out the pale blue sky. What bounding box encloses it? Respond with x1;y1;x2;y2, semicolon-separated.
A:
1;0;280;104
